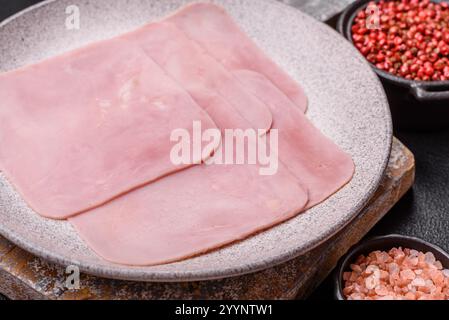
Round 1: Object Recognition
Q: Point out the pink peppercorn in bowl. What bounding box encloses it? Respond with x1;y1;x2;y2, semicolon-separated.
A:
334;235;449;300
338;0;449;130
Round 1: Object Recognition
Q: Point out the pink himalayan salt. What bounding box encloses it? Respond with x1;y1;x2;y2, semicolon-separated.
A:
365;276;379;290
429;269;445;286
400;269;416;281
379;270;389;279
425;252;436;264
411;249;420;255
411;277;425;287
350;264;362;273
375;285;389;296
443;269;449;278
343;247;449;300
404;292;416;300
365;265;380;276
349;272;359;282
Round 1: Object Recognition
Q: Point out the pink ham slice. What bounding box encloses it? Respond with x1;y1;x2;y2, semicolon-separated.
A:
69;162;308;266
127;22;272;133
233;70;354;208
167;2;308;113
0;37;219;219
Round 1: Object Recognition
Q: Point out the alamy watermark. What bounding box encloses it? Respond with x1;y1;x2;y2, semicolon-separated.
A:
65;265;80;290
170;121;279;176
366;2;381;30
65;5;80;30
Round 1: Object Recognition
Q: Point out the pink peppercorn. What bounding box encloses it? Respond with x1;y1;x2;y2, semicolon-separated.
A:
352;0;449;81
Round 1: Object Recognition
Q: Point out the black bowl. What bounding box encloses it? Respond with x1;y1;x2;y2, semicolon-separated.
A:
334;234;449;300
338;0;449;131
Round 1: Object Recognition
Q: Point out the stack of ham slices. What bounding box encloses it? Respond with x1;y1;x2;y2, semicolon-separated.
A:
0;3;354;266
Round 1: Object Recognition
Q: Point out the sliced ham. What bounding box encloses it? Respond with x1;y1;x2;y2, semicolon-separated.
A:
167;2;308;113
0;37;219;219
0;3;356;267
69;162;308;266
127;22;272;133
233;70;354;208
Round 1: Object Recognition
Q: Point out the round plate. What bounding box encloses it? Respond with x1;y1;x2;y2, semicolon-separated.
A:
0;0;392;282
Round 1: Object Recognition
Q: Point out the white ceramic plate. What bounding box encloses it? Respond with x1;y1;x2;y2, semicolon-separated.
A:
0;0;392;282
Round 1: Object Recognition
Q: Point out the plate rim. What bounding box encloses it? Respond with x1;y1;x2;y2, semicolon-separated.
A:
0;0;393;282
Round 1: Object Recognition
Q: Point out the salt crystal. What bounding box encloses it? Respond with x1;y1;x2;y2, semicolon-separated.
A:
388;262;399;274
365;276;379;290
378;252;390;264
425;252;436;264
430;270;445;286
410;249;420;258
388;248;397;256
411;277;426;287
366;265;379;273
349;293;364;300
418;261;427;269
375;285;389;296
400;269;416;280
434;261;443;270
428;263;438;271
443;269;449;278
378;295;394;300
374;251;383;260
394;250;406;263
409;257;419;266
350;264;362;273
404;292;416;300
343;286;353;295
425;280;437;294
353;283;362;293
355;255;365;264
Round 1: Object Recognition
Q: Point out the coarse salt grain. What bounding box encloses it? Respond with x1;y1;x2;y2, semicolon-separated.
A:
350;264;362;273
411;277;426;287
365;276;379;290
443;269;449;278
400;269;416;280
425;252;436;264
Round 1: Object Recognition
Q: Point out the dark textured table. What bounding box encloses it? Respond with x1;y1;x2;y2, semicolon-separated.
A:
1;0;448;300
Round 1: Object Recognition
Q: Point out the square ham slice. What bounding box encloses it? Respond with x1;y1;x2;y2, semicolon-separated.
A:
166;2;308;113
69;162;308;266
163;4;353;208
233;70;354;208
0;36;219;219
126;22;272;133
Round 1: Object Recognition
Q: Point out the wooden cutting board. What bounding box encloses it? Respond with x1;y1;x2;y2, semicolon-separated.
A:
0;138;414;300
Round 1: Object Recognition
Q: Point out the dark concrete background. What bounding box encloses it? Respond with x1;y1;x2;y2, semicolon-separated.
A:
1;0;448;301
